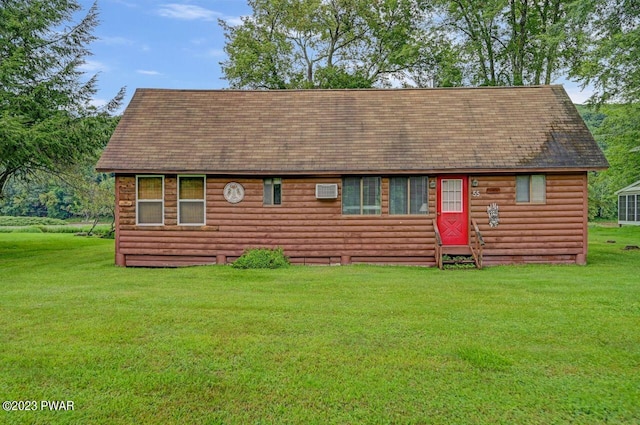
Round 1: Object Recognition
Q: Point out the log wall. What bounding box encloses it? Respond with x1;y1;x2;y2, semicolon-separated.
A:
469;173;588;265
114;173;588;267
116;175;437;267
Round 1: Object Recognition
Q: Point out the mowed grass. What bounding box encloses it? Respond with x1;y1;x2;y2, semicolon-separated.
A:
1;227;639;424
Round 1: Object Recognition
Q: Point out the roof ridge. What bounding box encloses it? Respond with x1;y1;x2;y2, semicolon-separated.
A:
134;85;562;94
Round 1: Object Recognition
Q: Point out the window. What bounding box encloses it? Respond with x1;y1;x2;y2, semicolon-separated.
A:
264;178;282;205
390;176;428;215
137;176;163;225
516;175;546;203
178;176;205;225
441;179;463;212
342;177;381;215
619;194;639;222
619;195;627;222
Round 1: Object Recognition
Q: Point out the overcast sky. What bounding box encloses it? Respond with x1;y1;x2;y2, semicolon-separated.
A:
80;0;594;110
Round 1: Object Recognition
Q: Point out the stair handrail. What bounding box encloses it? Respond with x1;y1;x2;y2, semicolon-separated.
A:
470;219;485;269
471;219;485;246
433;219;443;269
433;219;443;247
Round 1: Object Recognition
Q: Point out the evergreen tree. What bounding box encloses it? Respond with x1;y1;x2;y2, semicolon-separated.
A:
0;0;123;197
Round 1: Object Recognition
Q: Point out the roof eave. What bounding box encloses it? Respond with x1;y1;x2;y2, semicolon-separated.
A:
615;179;640;194
96;166;608;175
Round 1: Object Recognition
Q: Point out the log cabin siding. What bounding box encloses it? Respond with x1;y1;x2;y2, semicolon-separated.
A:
116;175;438;267
115;173;588;267
469;173;588;265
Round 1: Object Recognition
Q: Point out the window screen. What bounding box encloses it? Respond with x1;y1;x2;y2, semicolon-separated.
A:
629;194;637;222
619;195;627;221
342;177;381;215
264;178;282;205
516;175;546;203
178;176;205;225
390;176;428;215
137;176;163;225
362;177;381;215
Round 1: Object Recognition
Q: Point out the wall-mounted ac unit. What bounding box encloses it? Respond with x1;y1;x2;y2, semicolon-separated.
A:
316;184;338;199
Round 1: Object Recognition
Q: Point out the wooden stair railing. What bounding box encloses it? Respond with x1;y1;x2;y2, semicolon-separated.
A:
433;218;484;269
433;219;443;269
470;219;485;269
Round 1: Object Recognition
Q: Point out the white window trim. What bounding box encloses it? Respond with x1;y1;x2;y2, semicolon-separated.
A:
136;175;164;226
178;175;206;226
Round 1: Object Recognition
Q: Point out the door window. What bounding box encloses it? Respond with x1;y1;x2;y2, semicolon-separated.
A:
441;179;463;212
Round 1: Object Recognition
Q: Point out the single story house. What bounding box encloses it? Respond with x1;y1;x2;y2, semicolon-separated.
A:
96;85;609;267
616;180;640;226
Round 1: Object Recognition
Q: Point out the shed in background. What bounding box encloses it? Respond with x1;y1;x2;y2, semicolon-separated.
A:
616;180;640;226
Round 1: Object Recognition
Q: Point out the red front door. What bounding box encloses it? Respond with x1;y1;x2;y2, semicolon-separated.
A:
437;176;468;245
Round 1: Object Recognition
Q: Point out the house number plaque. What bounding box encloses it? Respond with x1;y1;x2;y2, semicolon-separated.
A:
223;182;245;204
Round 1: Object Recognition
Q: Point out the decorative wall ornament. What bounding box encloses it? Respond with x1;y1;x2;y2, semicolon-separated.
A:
487;203;500;227
223;182;245;204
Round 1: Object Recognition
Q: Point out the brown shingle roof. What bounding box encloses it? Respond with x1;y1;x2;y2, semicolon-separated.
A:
96;85;608;174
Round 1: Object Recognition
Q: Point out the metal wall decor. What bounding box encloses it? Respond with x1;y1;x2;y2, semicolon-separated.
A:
223;182;245;204
487;203;500;227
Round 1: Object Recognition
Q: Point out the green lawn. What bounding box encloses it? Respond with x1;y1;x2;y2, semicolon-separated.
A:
1;226;639;424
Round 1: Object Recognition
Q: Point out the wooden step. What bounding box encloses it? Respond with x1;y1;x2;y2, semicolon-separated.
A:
441;245;472;256
441;247;481;269
442;259;476;264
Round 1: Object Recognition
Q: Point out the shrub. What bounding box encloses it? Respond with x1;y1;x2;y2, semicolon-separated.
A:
14;226;43;233
232;247;290;269
0;216;66;226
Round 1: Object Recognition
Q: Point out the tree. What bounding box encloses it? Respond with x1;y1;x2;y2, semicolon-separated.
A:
0;147;118;226
571;0;640;104
0;122;119;230
579;104;640;219
66;167;116;236
0;0;123;197
568;1;640;216
432;0;583;86
219;0;454;89
596;104;640;182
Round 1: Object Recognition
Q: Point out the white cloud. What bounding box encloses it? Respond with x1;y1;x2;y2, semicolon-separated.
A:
157;3;243;25
110;0;139;8
97;35;150;53
222;16;244;27
157;4;221;21
98;36;135;46
137;69;162;76
80;60;109;73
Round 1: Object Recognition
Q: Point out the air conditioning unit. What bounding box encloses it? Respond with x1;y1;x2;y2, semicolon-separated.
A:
315;184;338;199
